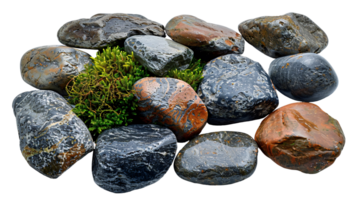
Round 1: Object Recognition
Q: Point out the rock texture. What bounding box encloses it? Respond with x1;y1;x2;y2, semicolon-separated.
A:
20;45;93;95
197;54;279;125
269;53;338;102
92;125;177;193
174;131;258;185
239;13;328;58
133;77;208;142
166;15;244;60
255;103;345;174
124;35;193;76
12;90;94;178
58;13;165;49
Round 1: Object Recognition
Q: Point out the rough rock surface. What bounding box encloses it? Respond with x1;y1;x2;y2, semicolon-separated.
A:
92;125;177;193
239;13;328;58
166;15;244;60
133;77;208;142
58;13;165;49
12;90;94;178
174;131;258;185
269;53;338;102
20;45;93;95
255;102;345;174
124;35;193;76
197;54;279;125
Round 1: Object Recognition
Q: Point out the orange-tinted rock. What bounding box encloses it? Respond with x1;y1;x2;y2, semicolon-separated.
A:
133;77;208;142
255;102;345;174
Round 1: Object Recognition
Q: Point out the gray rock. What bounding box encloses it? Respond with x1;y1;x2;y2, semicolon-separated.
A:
197;54;279;125
269;53;338;102
239;13;328;58
12;90;94;178
124;35;193;76
92;124;177;193
58;13;165;49
174;131;258;185
20;45;93;96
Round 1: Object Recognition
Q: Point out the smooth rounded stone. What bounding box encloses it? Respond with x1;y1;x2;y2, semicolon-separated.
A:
269;53;338;102
255;103;345;174
197;54;279;125
20;45;93;95
166;15;244;60
239;13;328;58
133;77;208;142
92;125;177;193
58;13;165;49
12;90;94;178
174;131;258;185
124;35;193;76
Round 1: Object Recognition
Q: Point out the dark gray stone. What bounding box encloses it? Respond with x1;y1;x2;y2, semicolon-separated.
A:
124;35;193;76
92;124;177;193
269;53;338;102
12;90;94;178
197;54;279;125
174;131;258;185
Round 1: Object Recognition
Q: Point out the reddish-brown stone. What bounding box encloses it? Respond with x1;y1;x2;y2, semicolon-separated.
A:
255;102;345;174
133;77;208;142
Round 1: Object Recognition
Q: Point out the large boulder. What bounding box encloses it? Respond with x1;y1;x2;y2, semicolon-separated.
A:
12;90;94;178
92;125;177;193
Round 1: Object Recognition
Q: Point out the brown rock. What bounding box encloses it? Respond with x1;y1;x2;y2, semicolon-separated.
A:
255;102;345;174
166;15;244;60
133;77;208;142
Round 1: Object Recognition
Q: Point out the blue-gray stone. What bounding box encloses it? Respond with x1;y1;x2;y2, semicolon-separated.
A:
197;54;279;125
92;124;177;193
174;131;258;185
269;53;338;102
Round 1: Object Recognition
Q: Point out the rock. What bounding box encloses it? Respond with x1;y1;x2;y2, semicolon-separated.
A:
92;125;177;193
58;13;165;49
239;13;328;58
197;54;279;125
269;53;338;102
124;35;193;76
133;77;208;142
20;45;93;95
174;131;258;185
12;90;94;178
166;15;244;61
255;102;345;174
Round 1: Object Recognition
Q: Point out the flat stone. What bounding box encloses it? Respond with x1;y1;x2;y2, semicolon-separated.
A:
239;13;328;58
92;125;177;193
12;90;94;178
124;35;193;76
58;13;165;49
197;54;279;125
174;131;258;185
20;45;93;95
269;53;338;102
255;102;345;174
133;77;208;142
166;15;244;60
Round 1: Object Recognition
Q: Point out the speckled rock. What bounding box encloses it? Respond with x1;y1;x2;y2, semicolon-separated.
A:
12;90;94;178
269;53;338;102
58;13;165;49
166;15;244;60
133;77;208;142
124;35;193;76
255;103;345;174
174;131;258;185
239;13;328;58
92;125;177;193
197;54;279;125
20;45;93;95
